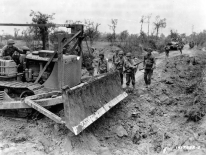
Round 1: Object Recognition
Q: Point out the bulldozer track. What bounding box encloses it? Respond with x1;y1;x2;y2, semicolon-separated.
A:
0;81;31;88
0;91;4;100
0;81;43;91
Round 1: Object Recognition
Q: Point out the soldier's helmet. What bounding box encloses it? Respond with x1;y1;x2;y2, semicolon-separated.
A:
21;46;30;51
7;39;15;45
118;51;124;55
126;52;132;57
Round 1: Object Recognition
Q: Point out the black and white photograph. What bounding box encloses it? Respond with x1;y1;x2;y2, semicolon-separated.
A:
0;0;206;154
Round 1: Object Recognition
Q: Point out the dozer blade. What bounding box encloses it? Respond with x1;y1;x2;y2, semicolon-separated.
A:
62;71;128;135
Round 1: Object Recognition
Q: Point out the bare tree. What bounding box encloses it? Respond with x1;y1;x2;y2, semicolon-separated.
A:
14;28;20;38
108;19;118;43
84;20;101;45
153;16;166;39
140;16;146;33
146;14;152;36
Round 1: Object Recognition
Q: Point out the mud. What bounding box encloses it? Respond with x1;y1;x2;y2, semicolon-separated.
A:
1;46;206;155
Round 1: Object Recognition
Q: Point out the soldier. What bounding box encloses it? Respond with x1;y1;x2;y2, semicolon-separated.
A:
18;46;30;72
177;42;183;54
113;50;119;64
124;52;136;89
97;53;108;74
143;48;156;88
165;45;170;57
114;50;125;86
1;39;24;61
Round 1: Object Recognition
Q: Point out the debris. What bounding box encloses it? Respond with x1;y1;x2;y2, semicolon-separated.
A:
131;125;140;137
11;133;27;143
132;132;141;144
39;136;52;153
158;95;169;103
115;125;128;137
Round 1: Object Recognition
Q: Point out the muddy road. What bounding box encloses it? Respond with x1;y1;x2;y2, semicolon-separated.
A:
1;45;206;155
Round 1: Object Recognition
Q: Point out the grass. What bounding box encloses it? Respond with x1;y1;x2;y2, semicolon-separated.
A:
82;41;110;51
14;40;27;47
0;39;27;49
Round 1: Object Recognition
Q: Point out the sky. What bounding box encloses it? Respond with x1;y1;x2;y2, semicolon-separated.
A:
0;0;206;36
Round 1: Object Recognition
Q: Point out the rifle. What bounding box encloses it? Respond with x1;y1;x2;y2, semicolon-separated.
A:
139;65;156;71
134;61;143;66
123;61;143;73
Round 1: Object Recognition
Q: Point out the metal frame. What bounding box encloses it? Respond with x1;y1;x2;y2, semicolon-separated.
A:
55;26;84;89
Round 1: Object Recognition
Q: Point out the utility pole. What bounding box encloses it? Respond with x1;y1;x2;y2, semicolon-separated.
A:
139;14;151;45
141;14;152;36
192;25;194;41
140;16;145;33
147;14;152;37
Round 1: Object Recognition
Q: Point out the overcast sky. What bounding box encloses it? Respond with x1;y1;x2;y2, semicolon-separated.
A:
0;0;206;36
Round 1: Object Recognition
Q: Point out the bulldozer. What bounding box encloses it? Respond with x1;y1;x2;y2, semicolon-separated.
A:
0;23;128;135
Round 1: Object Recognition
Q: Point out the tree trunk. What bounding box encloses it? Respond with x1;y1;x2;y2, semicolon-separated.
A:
148;22;150;37
156;28;159;40
42;28;46;50
140;23;143;32
113;31;116;43
90;38;93;46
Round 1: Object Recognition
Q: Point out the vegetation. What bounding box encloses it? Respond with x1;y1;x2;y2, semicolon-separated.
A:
191;30;206;47
84;20;101;46
153;16;166;39
108;19;118;44
29;10;55;49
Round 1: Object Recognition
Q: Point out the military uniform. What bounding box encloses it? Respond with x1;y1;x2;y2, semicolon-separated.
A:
165;45;170;57
98;59;107;74
177;42;183;54
143;53;155;86
19;46;30;72
1;39;23;64
124;58;136;87
115;57;124;85
1;45;23;58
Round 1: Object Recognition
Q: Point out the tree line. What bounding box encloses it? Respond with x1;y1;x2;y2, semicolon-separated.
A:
2;11;206;53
